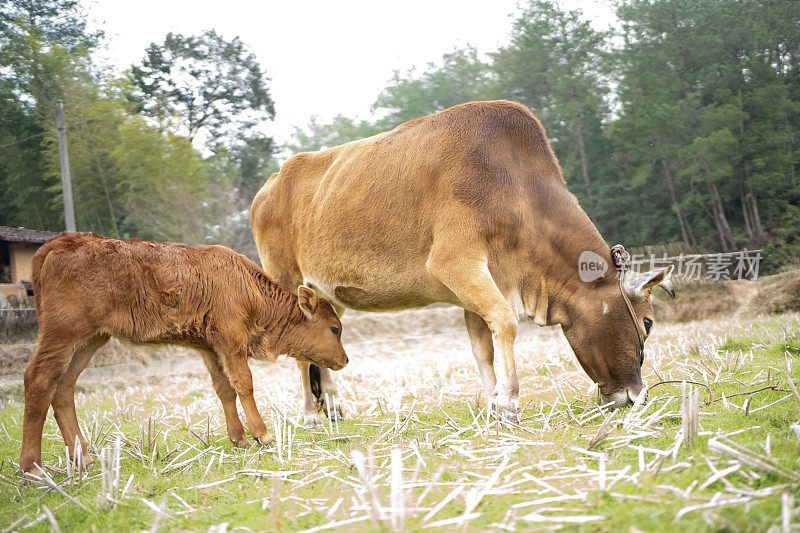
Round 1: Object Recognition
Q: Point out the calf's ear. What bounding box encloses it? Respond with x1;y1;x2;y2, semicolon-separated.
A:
297;285;319;319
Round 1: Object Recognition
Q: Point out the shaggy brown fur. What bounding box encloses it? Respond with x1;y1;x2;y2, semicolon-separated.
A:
251;100;673;425
20;232;346;474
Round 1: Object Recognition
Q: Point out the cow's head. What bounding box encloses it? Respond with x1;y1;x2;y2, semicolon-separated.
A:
286;286;348;370
561;264;674;408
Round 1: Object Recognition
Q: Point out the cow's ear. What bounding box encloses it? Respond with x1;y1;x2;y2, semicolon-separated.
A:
297;285;319;318
625;265;675;299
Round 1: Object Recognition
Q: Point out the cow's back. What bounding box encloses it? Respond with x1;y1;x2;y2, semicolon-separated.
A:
251;100;576;311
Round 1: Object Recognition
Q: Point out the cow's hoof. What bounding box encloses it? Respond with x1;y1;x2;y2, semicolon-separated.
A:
303;418;323;429
328;408;346;423
494;409;520;425
231;435;251;448
255;434;275;446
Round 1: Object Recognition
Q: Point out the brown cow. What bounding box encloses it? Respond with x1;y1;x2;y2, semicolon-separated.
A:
20;232;347;474
250;100;674;427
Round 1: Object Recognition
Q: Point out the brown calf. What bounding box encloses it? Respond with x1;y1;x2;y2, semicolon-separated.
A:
20;232;347;474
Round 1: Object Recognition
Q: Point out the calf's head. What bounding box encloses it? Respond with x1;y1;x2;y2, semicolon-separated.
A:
561;266;674;409
287;286;348;370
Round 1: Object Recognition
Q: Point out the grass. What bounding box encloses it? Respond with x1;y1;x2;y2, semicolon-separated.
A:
0;313;799;531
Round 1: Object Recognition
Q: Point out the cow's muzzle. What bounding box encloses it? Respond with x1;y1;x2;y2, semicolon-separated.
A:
599;385;648;409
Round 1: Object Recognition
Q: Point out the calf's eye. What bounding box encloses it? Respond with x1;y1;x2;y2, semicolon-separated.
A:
330;326;340;335
643;317;653;334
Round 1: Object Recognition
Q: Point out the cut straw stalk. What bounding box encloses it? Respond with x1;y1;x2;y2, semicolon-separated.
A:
390;447;405;531
673;496;751;522
521;512;606;524
707;436;800;482
681;381;700;447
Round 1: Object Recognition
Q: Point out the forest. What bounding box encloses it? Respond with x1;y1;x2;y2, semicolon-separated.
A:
1;0;798;271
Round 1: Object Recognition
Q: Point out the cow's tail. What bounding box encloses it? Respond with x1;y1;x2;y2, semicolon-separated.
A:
30;234;65;317
309;364;323;407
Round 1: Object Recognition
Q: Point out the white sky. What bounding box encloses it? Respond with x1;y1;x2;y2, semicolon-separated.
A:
86;0;617;146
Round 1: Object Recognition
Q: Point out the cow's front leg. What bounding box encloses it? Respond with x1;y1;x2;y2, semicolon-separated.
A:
465;310;497;404
488;318;519;423
221;348;274;445
427;248;520;423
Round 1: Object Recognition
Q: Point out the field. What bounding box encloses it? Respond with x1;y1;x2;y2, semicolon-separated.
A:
0;305;799;531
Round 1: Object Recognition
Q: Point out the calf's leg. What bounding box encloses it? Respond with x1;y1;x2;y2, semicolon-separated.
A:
51;334;109;466
199;350;248;447
20;336;79;474
220;348;274;445
427;251;520;423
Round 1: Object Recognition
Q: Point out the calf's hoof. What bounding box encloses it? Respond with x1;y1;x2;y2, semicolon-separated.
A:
19;457;44;477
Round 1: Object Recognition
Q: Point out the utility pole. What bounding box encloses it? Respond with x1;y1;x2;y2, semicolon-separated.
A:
55;100;76;231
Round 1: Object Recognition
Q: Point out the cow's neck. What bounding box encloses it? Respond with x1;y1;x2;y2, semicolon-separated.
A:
526;187;611;327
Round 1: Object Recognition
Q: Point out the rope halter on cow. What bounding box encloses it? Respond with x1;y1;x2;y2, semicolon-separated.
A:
610;244;646;358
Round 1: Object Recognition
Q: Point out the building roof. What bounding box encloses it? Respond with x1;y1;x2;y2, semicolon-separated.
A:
0;226;59;244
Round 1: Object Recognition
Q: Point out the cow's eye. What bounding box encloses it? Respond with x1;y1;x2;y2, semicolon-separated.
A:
330;326;340;335
643;317;653;335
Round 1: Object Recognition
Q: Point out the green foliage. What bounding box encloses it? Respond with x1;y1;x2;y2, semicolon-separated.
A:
130;30;275;146
1;8;279;250
493;0;611;208
109;117;209;243
288;115;383;153
374;46;499;127
0;0;100;230
2;0;799;270
286;0;799;272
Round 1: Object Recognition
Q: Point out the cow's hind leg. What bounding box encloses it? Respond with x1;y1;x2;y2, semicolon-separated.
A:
20;335;80;474
298;361;323;428
317;366;344;421
51;334;109;467
427;252;520;423
299;300;345;428
464;310;497;403
313;302;346;423
199;350;249;448
297;361;345;428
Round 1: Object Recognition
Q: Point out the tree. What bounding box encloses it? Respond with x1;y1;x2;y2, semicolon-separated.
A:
613;0;800;257
288;47;497;155
0;0;101;230
493;1;611;208
131;30;275;146
109;115;209;243
373;47;498;127
288;115;382;153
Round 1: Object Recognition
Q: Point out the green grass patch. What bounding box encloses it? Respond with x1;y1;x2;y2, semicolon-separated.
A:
1;314;799;531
